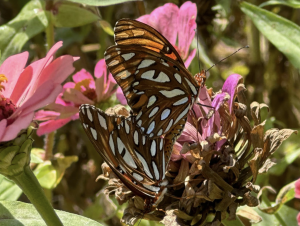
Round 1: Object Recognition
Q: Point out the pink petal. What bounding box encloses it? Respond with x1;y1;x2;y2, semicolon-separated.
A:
178;1;197;60
1;112;34;142
184;48;196;68
116;86;127;105
137;15;151;25
63;88;94;105
94;59;107;79
72;68;94;84
34;110;60;121
295;178;300;199
36;55;78;87
177;122;200;143
95;75;105;102
63;82;76;89
297;212;300;226
37;118;71;136
10;65;33;106
0;119;7;142
222;74;243;113
137;3;179;46
11;82;62;118
0;52;29;98
171;142;183;161
24;42;63;99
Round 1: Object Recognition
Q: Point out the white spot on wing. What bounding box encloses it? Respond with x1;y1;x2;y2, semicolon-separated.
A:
152;161;160;180
147;95;157;108
116;70;131;80
143;184;160;192
159;89;185;98
142;136;146;145
141;71;170;83
138;59;155;69
160;139;163;151
174;104;190;124
133;173;143;181
184;77;198;95
90;127;97;140
87;108;93;122
173;97;188;106
162;152;165;179
109;134;115;155
124;121;130;134
149;106;159;118
108;59;119;67
98;112;107;129
157;129;163;136
150;140;156;157
123;150;137;168
164;119;173;133
134;130;139;145
136;111;142;120
147;121;155;134
122;53;135;61
174;73;182;84
161;109;171;120
117;137;126;154
135;150;153;179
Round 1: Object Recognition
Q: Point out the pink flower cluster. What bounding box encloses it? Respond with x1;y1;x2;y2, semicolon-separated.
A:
35;59;125;136
0;42;78;142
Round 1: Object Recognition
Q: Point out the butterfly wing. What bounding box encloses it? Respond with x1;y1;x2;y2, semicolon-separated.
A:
79;104;169;199
105;22;199;138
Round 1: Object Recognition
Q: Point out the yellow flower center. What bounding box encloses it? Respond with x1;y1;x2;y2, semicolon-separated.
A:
0;74;8;92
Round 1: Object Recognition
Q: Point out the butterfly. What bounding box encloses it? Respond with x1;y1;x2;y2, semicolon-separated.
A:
79;104;174;211
104;19;203;140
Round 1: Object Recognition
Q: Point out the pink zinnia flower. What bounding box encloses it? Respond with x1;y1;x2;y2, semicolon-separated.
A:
172;74;243;162
295;178;300;226
0;42;78;142
36;59;125;136
137;1;197;68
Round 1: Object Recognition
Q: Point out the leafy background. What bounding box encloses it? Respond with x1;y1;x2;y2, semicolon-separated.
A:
0;0;300;225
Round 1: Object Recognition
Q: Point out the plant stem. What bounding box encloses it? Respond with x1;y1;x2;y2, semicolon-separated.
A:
262;195;286;226
45;11;55;51
12;165;63;226
44;131;55;160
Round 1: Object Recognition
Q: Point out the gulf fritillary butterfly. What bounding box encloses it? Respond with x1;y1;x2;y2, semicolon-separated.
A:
79;104;172;211
80;18;205;213
104;19;204;140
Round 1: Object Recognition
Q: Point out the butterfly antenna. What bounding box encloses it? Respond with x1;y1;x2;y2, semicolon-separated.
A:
206;45;249;72
195;28;201;73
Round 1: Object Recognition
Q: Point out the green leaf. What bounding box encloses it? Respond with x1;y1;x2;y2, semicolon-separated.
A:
99;20;114;36
222;217;246;226
258;180;297;214
0;175;22;201
240;1;300;69
0;0;48;64
52;2;101;27
252;204;298;226
34;155;78;189
30;148;44;164
67;0;142;6
260;0;300;8
0;200;103;226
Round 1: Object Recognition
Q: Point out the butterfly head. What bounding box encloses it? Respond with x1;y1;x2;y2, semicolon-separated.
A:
195;70;206;88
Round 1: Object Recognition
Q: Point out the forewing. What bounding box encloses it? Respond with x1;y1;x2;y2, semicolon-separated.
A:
105;45;199;138
113;18;184;65
79;104;168;197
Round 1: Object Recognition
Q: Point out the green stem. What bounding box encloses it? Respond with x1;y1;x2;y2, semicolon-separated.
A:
12;166;63;226
44;131;55;160
262;195;286;226
45;13;55;51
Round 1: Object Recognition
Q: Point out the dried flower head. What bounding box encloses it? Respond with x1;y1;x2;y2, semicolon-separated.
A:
98;74;296;225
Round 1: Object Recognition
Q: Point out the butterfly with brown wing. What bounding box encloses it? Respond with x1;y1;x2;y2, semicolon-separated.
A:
79;104;174;213
104;19;204;141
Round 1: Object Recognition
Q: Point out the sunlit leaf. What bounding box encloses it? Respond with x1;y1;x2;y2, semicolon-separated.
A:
99;20;114;36
240;1;300;69
260;0;300;8
0;0;48;64
0;200;103;226
67;0;142;6
30;148;44;164
0;175;22;201
237;206;262;223
52;2;101;27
